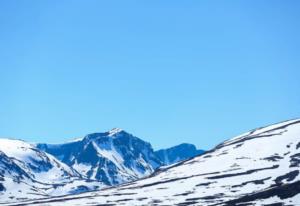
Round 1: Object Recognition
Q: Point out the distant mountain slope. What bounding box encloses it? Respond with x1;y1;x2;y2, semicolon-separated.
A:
37;128;162;186
0;139;102;203
155;143;205;165
17;119;300;206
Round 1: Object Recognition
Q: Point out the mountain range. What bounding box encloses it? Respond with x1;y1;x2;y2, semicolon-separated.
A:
0;128;203;203
1;118;299;205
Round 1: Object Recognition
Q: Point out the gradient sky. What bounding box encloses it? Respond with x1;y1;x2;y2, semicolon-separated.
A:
0;1;299;150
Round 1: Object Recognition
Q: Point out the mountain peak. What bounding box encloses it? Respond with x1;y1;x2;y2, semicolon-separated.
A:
108;128;124;136
155;143;205;165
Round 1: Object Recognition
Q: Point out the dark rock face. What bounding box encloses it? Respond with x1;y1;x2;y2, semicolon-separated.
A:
290;153;300;167
223;180;300;206
0;183;5;192
155;143;205;165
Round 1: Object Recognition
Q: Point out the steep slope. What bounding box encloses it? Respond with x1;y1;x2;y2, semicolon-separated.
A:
0;139;102;203
155;143;205;165
0;150;34;197
15;119;300;206
0;139;79;182
37;128;162;186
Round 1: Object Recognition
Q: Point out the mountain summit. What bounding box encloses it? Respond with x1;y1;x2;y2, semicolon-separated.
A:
107;128;124;136
37;129;161;186
155;143;205;165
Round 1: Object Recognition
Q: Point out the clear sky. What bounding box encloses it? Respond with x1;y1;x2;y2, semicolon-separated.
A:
0;1;299;150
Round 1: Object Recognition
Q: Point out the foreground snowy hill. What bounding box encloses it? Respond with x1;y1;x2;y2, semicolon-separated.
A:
0;139;103;203
37;128;162;186
8;119;300;206
155;143;205;165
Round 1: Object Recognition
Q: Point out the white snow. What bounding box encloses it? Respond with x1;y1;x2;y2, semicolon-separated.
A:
5;119;299;206
0;138;104;203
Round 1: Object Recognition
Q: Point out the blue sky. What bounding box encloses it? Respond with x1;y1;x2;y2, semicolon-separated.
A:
0;1;299;150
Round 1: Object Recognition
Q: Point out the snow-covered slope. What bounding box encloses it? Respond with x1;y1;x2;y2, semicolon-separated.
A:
0;139;103;203
12;119;300;206
155;143;205;165
37;128;162;186
0;139;79;182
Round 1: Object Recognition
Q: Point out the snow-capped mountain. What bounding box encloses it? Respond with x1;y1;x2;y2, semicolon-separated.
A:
155;143;205;165
0;139;103;203
13;119;300;206
37;128;162;186
0;128;202;204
